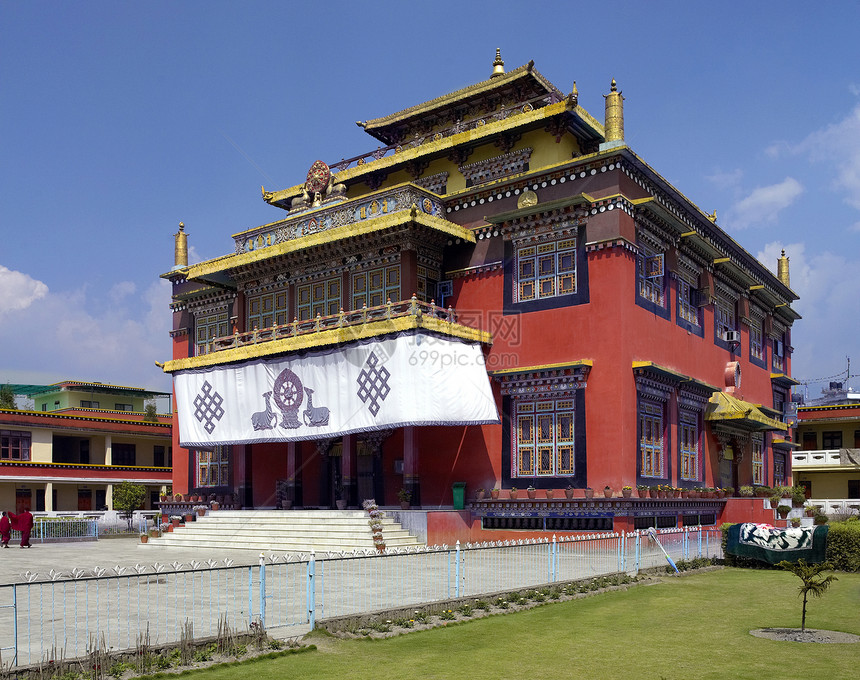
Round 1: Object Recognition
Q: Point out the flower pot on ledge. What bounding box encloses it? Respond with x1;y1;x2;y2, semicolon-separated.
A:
622;488;632;499
603;487;613;498
584;488;594;499
527;488;537;500
545;489;555;499
564;488;575;499
509;489;519;500
490;489;500;500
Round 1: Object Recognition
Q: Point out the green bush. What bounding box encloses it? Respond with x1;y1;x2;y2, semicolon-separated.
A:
826;518;860;572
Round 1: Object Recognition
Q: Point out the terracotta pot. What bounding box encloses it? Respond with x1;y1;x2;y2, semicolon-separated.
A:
171;519;180;527
210;502;220;511
140;535;148;544
681;490;689;498
476;490;486;500
603;488;613;498
637;489;648;498
564;488;575;499
527;489;537;500
490;489;500;499
509;490;519;499
167;524;174;532
184;514;193;522
545;489;554;499
585;489;594;499
622;488;632;498
400;501;410;510
649;489;659;498
196;508;206;517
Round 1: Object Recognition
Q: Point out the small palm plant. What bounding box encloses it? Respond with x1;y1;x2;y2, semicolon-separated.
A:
777;559;838;632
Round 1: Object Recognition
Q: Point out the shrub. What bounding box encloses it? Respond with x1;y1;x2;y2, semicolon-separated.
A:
826;518;860;572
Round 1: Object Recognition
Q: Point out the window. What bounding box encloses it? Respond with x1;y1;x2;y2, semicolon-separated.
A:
639;401;664;478
352;265;400;310
679;411;699;481
1;430;31;460
637;247;665;306
822;431;843;449
296;276;341;321
802;431;817;451
195;311;230;356
154;445;165;467
750;318;763;361
772;337;785;372
247;288;288;331
773;453;786;487
515;239;576;303
198;446;230;487
513;399;575;477
855;430;860;449
715;296;736;339
416;265;438;303
114;403;133;411
751;434;764;485
677;276;700;327
112;443;136;466
80;400;100;409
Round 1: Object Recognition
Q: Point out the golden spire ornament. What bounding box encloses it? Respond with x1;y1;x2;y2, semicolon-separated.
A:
490;48;505;78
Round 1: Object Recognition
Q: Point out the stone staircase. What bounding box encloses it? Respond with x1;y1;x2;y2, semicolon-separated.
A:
142;510;422;552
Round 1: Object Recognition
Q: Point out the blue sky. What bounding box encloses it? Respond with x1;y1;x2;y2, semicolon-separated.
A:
2;1;859;400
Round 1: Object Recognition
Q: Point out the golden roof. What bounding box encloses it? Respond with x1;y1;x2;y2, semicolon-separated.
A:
704;392;787;431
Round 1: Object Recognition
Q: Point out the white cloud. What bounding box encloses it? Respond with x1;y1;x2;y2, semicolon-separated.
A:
727;177;804;230
109;281;137;304
773;104;860;210
706;168;743;191
0;265;48;315
0;279;172;392
756;241;860;388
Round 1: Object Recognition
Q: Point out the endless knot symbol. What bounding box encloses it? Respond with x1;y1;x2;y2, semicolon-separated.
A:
356;352;391;417
193;381;225;434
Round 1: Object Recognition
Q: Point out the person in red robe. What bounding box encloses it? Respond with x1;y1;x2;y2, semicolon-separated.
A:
0;511;10;547
18;509;33;548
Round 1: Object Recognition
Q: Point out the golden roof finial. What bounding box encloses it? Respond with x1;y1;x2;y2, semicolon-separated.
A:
491;48;505;78
174;222;188;268
777;249;790;287
568;80;579;106
708;210;717;222
603;78;624;143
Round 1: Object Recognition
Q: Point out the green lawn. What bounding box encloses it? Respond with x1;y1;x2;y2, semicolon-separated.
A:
200;568;860;680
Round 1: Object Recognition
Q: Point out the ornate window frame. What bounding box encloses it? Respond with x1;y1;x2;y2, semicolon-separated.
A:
296;275;342;321
1;430;31;461
197;446;230;488
751;433;765;486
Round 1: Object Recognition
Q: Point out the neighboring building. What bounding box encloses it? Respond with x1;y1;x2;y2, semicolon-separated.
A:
0;381;172;512
161;53;800;537
794;390;860;515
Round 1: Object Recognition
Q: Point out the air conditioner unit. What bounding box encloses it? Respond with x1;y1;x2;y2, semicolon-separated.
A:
723;330;740;343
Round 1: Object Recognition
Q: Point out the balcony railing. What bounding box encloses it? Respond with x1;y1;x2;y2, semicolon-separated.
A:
792;450;844;467
204;297;459;355
330;92;563;174
806;498;860;516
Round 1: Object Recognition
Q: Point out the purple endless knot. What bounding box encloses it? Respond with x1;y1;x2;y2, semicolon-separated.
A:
193;381;225;434
356;352;391;417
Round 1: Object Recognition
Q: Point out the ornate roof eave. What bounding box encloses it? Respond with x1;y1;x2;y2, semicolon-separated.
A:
621;150;799;302
185;208;475;286
265;99;603;208
160;314;492;374
632;361;719;394
488;360;592;396
704;392;787;432
771;373;800;388
360;62;561;140
485;192;594;226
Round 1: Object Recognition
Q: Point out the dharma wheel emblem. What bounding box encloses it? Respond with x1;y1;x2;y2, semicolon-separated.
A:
305;160;331;194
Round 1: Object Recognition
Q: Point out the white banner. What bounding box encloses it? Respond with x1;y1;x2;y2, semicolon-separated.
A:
175;332;499;446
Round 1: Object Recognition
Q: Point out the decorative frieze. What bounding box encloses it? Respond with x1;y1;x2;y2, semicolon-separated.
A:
459;148;532;187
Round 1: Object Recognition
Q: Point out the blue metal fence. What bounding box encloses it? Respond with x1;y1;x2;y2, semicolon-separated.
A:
0;527;721;666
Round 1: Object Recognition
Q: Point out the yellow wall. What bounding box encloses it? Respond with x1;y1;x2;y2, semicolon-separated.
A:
29;428;53;463
797;422;860;449
795;471;860;498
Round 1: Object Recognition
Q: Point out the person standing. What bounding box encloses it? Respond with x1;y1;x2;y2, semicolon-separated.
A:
18;508;34;548
0;511;10;547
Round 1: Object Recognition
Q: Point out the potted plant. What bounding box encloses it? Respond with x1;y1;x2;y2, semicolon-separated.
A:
193;504;207;517
174;493;183;502
777;504;791;519
723;487;734;498
565;484;575;499
149;527;159;538
739;485;754;497
790;518;802;527
637;484;648;498
210;500;220;511
184;512;194;523
791;486;807;507
490;488;500;499
584;486;594;499
527;485;537;500
804;504;816;517
397;488;412;510
139;532;148;544
170;515;182;527
621;485;633;499
649;485;659;499
545;488;554;499
509;487;519;500
602;485;612;498
475;488;486;500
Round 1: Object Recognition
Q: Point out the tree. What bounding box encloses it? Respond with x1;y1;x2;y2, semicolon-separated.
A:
777;559;838;632
112;481;147;530
143;401;158;422
0;384;17;410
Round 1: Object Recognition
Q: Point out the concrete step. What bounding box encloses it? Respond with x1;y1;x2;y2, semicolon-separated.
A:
145;509;422;553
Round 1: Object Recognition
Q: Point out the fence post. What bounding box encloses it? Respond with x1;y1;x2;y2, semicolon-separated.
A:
455;541;461;599
549;535;556;583
12;584;18;666
248;565;254;628
259;553;266;630
698;527;703;558
307;550;316;630
634;531;641;574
